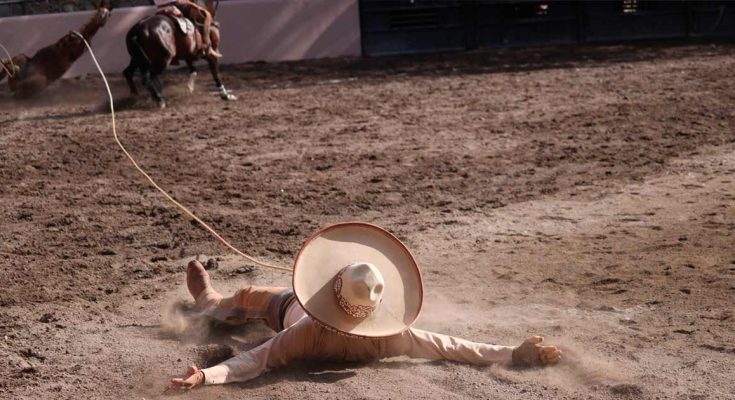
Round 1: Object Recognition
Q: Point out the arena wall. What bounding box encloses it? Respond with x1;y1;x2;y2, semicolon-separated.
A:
0;0;361;78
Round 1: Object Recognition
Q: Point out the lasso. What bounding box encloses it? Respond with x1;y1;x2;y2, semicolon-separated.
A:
71;31;291;273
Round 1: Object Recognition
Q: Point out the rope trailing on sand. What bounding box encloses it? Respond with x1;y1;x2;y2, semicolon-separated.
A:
71;31;292;273
0;43;17;78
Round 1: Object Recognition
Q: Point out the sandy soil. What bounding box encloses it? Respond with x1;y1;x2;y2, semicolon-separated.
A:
1;43;734;400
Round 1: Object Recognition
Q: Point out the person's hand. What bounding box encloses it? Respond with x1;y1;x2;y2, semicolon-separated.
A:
511;336;562;367
169;365;205;391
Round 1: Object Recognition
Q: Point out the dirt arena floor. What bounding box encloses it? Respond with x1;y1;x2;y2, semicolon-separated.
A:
1;43;734;399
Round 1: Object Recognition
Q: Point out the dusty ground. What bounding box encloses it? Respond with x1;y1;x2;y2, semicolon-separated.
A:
1;43;734;399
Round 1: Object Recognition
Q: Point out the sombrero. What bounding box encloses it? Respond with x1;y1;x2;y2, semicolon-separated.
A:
292;222;423;338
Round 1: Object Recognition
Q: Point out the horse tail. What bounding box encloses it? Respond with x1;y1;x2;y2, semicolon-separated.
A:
127;28;151;68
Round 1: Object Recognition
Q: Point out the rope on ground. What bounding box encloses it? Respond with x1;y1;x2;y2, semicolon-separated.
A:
71;31;292;273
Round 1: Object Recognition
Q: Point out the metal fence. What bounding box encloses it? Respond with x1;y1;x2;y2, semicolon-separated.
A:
0;0;239;17
360;0;735;56
0;1;151;17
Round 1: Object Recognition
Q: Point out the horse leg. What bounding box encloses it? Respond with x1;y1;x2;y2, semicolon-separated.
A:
139;64;153;101
147;63;167;108
205;56;236;101
0;62;7;83
13;73;48;99
186;61;197;94
142;64;161;107
148;74;165;109
123;58;139;97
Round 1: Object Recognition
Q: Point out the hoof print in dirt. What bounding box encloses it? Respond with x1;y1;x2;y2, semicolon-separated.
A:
205;258;219;270
21;348;46;362
39;313;58;323
18;359;37;374
234;266;255;274
609;383;643;397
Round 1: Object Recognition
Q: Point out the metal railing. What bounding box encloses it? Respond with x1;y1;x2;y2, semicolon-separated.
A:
0;1;152;17
0;0;232;17
360;0;735;56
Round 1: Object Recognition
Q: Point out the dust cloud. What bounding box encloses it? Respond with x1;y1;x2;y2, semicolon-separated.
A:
159;297;213;343
418;295;636;394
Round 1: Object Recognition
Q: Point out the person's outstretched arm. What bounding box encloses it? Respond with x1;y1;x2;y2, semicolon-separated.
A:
169;317;315;389
168;338;274;389
388;328;561;366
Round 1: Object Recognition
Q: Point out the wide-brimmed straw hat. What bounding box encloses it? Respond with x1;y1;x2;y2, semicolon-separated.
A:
292;222;423;338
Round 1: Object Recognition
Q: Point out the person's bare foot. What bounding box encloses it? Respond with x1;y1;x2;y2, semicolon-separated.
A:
187;260;222;308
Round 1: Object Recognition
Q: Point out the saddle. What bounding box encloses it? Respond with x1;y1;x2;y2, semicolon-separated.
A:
156;6;195;36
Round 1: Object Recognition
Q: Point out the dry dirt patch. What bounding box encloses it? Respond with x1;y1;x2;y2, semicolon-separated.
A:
1;44;734;399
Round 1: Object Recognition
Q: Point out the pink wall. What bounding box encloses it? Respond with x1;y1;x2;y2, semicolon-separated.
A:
0;0;361;78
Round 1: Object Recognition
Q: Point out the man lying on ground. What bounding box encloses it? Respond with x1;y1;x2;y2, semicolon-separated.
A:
169;223;562;389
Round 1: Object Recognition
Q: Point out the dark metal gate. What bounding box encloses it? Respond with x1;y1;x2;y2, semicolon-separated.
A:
359;1;735;56
359;1;468;55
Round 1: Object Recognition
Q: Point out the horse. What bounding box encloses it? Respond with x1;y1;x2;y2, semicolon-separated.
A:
123;3;235;108
0;5;110;99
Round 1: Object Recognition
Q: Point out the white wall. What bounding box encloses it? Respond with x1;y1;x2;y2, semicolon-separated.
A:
0;0;361;78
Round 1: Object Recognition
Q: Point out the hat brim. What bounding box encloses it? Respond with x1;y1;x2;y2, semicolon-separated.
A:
292;222;423;338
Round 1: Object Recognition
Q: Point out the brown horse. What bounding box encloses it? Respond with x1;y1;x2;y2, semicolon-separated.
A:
0;6;110;99
123;3;235;108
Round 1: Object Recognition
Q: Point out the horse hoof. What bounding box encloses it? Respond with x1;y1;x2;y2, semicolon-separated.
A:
220;93;237;101
158;101;166;109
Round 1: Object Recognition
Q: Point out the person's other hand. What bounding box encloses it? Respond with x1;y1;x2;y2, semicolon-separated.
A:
511;336;562;367
169;365;205;391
